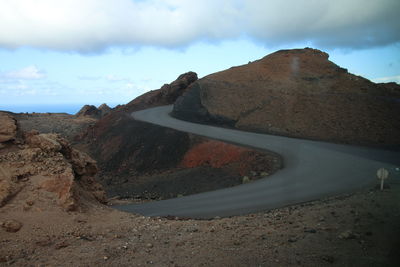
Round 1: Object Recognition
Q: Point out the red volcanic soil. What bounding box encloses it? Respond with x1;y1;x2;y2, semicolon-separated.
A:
180;140;280;176
181;141;247;168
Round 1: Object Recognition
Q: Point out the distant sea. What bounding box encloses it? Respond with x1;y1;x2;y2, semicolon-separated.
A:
0;103;119;115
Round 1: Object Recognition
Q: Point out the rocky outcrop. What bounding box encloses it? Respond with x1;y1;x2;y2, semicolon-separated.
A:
0;112;17;143
76;103;112;119
173;48;400;146
76;105;102;118
0;117;106;211
122;71;198;112
98;103;111;117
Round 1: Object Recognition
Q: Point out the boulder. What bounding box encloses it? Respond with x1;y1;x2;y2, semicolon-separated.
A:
0;176;21;207
1;219;23;232
0;112;17;143
25;133;62;152
40;168;77;211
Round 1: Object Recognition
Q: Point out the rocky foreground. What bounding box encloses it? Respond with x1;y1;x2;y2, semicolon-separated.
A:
1;176;399;266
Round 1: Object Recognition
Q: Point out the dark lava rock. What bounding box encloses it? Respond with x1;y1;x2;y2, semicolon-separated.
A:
322;255;335;263
76;104;112;119
98;103;112;117
76;105;101;118
173;82;235;127
304;228;317;233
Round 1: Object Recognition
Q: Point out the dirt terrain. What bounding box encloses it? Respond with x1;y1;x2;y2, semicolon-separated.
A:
13;113;97;141
1;179;399;266
9;103;112;141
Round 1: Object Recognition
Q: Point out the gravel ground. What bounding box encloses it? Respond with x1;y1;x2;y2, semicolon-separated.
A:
1;177;399;267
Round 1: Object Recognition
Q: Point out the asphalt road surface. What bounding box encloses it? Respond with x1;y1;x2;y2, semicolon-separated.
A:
115;105;400;219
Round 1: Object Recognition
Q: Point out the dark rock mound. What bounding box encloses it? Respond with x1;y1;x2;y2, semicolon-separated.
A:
76;103;113;119
76;105;101;118
173;48;400;146
98;103;111;117
173;83;235;126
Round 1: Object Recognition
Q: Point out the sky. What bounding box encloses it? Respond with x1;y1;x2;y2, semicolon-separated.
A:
0;0;399;113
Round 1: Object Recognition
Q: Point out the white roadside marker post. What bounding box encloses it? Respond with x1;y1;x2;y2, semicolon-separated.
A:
377;168;389;191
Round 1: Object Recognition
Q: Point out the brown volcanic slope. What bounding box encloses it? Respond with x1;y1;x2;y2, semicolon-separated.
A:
173;48;400;146
79;72;281;199
78;72;198;184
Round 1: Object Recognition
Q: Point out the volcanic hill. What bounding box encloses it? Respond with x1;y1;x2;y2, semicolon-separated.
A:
78;72;281;200
173;48;400;146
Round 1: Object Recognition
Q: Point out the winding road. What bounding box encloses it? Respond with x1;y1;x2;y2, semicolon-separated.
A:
115;105;400;219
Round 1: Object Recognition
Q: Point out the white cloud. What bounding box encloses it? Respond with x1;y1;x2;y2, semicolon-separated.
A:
105;75;130;82
77;75;102;81
3;65;46;79
124;82;135;89
0;69;61;98
0;65;49;97
120;82;148;95
13;81;28;90
78;74;131;82
373;75;400;84
0;0;398;52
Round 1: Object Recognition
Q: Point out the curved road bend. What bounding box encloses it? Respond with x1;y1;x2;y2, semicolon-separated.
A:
115;105;400;219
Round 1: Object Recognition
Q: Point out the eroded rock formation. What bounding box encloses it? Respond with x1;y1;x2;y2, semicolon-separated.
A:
0;115;106;212
0;112;17;143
